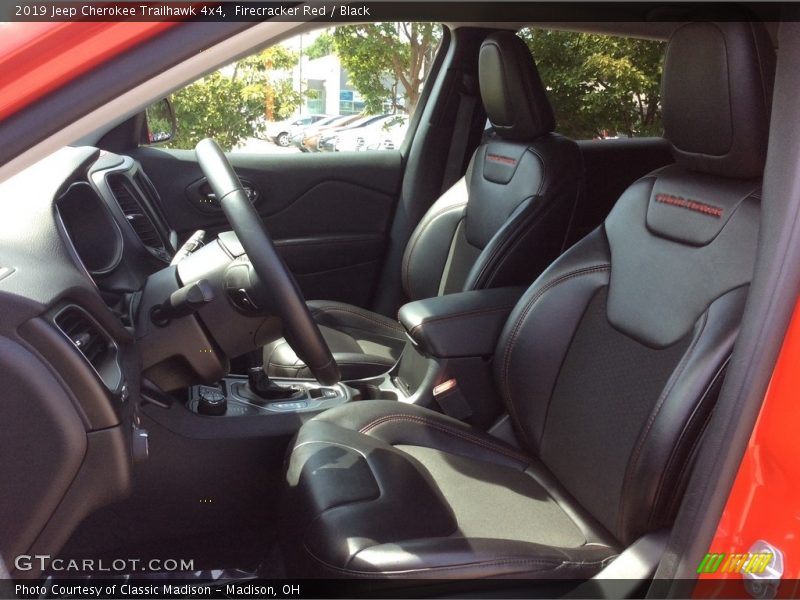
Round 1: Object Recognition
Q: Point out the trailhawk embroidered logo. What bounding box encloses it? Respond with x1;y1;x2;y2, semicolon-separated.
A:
655;193;723;218
486;153;517;166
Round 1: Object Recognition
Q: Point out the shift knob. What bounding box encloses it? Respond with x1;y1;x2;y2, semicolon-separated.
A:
247;367;299;400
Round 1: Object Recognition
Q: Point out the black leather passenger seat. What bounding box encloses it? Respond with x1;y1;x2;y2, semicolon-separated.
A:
279;22;774;579
264;31;583;381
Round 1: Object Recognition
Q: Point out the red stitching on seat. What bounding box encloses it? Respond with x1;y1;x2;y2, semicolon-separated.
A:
402;203;468;300
500;264;611;446
359;414;530;464
654;193;723;218
487;153;518;165
408;305;515;336
311;305;404;333
304;542;616;578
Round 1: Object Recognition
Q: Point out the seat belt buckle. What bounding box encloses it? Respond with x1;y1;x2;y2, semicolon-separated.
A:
433;378;472;421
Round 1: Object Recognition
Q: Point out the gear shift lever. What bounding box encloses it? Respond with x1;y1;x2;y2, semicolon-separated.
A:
247;367;300;400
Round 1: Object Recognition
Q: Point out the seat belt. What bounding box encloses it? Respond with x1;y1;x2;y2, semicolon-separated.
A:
564;530;670;599
441;72;479;193
432;378;473;421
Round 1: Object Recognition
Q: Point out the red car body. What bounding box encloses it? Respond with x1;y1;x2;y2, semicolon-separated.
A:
0;22;175;121
699;301;800;590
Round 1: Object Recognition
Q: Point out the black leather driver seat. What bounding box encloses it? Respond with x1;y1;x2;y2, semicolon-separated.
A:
264;31;583;380
279;22;774;578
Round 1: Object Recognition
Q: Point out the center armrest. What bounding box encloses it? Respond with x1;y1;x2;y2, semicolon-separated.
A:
398;287;524;359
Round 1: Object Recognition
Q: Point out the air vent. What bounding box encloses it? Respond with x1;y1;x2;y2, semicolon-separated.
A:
54;306;121;391
135;172;167;221
108;176;166;253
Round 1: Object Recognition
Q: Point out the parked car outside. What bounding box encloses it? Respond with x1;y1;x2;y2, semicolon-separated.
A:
362;115;410;151
300;114;363;152
318;114;393;152
263;114;329;146
290;114;349;152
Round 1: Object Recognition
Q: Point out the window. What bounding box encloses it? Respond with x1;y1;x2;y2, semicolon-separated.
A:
161;23;442;154
518;28;666;139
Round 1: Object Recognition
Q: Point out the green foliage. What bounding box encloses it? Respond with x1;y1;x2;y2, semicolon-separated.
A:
168;46;302;151
237;46;305;125
333;23;440;115
306;31;335;59
164;25;664;150
518;28;665;138
169;72;259;150
144;100;173;143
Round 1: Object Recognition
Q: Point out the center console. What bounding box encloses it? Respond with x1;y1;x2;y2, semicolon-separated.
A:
182;286;524;423
143;286;525;440
188;376;352;417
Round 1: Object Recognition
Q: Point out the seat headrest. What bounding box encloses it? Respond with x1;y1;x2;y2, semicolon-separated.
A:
662;22;775;179
479;31;556;140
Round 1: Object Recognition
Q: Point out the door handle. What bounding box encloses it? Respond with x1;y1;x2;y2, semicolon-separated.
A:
186;177;259;213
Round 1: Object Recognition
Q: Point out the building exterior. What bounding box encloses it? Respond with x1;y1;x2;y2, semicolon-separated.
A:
298;53;366;115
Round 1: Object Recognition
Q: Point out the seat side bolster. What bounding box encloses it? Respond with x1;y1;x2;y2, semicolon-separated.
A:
314;399;531;470
340;537;617;578
617;284;750;544
286;419;458;569
466;135;584;291
401;178;469;301
493;226;612;454
263;302;406;380
307;299;405;337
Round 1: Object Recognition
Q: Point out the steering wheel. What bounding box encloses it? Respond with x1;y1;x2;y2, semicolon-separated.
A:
195;138;340;385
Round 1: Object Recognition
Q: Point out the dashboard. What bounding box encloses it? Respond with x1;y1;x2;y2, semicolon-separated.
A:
0;146;184;572
59;152;177;299
0;145;285;576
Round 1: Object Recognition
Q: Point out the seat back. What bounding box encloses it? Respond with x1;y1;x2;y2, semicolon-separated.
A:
401;31;583;301
494;22;775;546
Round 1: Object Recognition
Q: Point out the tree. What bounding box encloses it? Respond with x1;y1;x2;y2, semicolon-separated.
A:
518;29;665;138
168;46;303;150
169;71;260;150
333;23;441;115
237;45;304;124
306;31;335;60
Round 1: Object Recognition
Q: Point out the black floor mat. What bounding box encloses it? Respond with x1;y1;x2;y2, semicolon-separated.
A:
54;527;284;577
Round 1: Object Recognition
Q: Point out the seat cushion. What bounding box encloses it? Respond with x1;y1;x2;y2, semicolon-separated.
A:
282;400;620;578
264;301;407;380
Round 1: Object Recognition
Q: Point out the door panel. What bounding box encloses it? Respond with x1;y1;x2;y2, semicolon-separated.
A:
131;147;403;307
